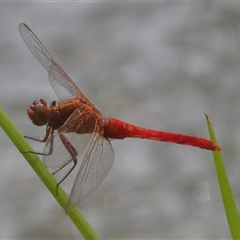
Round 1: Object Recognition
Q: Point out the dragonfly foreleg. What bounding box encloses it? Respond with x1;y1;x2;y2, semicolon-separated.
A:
24;125;53;143
21;127;54;156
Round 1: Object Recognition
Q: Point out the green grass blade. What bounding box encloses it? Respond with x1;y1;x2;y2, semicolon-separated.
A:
0;106;99;240
205;114;240;239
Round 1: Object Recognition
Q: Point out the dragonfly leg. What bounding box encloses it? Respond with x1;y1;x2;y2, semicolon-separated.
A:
24;125;53;142
22;127;54;155
53;132;78;196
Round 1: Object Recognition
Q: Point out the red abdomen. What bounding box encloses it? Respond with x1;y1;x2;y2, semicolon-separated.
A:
103;118;221;151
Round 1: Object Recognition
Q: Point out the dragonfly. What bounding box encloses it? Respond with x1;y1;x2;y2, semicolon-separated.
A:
19;23;221;212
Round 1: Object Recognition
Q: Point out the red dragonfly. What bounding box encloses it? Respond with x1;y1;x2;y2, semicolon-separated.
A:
19;23;221;212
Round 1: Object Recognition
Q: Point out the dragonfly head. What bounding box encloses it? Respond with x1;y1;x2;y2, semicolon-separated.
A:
27;99;50;126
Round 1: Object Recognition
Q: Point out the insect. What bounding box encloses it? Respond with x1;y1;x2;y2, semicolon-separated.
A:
19;23;221;212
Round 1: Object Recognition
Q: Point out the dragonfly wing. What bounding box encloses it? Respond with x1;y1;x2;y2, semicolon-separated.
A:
48;65;84;101
19;23;92;103
43;131;92;173
43;108;92;175
19;23;53;73
66;134;114;212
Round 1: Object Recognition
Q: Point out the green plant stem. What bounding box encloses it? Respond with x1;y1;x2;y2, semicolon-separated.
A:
205;114;240;239
0;106;99;240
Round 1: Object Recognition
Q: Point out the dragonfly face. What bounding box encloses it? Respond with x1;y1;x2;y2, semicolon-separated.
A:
27;99;55;126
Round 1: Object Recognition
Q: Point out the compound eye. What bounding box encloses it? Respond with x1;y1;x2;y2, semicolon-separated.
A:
27;99;49;126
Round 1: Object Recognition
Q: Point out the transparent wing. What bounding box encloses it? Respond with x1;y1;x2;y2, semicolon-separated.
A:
43;108;93;171
48;65;80;101
66;134;114;212
19;23;91;103
43;131;92;172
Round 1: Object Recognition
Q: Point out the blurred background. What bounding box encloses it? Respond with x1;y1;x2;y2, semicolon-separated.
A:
0;2;239;239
